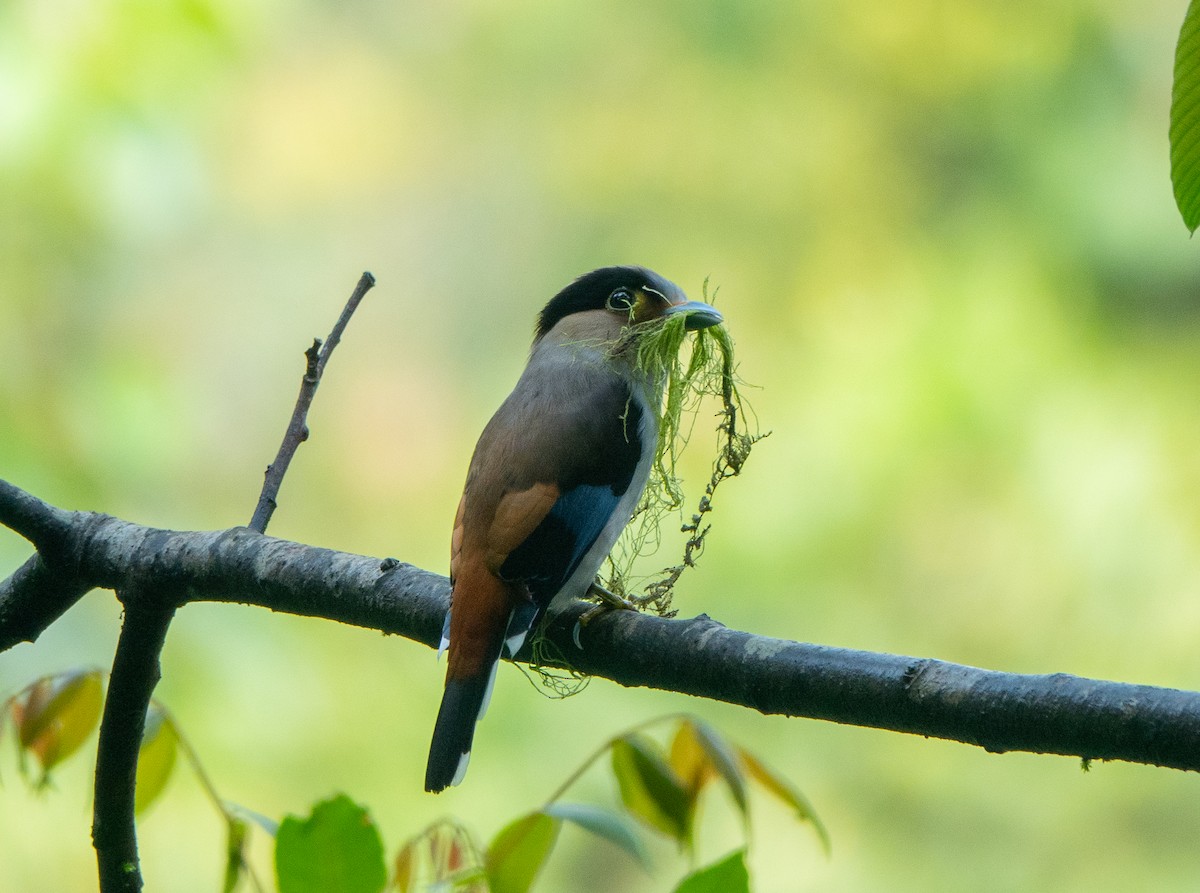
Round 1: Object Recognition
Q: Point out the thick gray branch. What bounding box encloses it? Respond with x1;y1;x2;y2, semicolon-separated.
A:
545;609;1200;771
2;483;1199;773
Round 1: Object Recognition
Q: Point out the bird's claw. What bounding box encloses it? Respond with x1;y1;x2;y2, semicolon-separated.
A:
572;583;638;649
587;582;636;611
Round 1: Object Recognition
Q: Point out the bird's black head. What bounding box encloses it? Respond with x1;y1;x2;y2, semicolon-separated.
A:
535;266;691;341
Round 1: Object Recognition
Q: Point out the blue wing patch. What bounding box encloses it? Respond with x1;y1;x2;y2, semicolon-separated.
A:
499;483;618;606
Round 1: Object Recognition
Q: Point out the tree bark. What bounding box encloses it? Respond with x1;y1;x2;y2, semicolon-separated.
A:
3;480;1199;774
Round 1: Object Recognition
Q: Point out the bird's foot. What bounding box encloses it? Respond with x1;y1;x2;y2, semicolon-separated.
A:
572;583;638;648
587;582;637;612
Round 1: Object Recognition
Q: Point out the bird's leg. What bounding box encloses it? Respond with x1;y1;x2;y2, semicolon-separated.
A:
572;581;638;648
587;581;636;611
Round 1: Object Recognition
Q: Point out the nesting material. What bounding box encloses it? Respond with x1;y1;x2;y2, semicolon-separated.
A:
605;286;766;616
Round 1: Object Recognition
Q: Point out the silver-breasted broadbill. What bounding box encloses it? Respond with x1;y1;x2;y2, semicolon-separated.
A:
425;266;722;793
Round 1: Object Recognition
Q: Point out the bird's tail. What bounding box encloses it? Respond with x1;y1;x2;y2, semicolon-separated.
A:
425;658;499;793
425;594;538;792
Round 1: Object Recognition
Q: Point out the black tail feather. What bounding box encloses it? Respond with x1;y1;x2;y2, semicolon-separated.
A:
425;670;493;793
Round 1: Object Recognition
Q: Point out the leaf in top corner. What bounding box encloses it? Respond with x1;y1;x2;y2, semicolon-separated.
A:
1171;0;1200;232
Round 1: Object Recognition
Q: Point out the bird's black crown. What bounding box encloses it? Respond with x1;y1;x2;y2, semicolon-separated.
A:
536;266;684;340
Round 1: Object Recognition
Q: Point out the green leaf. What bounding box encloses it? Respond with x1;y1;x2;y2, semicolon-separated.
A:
275;794;387;893
681;718;748;817
543;802;650;869
1171;0;1200;232
135;705;178;814
611;735;692;846
9;669;104;779
222;817;249;893
738;748;830;855
485;811;561;893
671;849;750;893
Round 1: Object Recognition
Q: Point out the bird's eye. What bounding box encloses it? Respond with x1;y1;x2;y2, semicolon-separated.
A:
606;288;634;312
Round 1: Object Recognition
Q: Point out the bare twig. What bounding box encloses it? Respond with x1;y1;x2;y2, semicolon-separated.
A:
249;271;376;533
314;272;375;377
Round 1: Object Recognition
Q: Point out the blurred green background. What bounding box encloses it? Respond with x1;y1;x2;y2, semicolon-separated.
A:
3;0;1200;890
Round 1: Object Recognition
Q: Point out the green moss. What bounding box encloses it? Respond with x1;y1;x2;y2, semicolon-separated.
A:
523;636;590;697
604;286;766;615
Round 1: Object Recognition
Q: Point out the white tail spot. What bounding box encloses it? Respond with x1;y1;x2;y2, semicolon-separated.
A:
477;659;499;721
451;750;471;787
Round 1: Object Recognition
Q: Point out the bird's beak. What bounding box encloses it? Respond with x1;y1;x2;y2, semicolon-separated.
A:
664;300;723;331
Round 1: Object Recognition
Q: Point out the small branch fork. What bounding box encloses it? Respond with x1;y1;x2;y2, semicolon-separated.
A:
57;272;373;892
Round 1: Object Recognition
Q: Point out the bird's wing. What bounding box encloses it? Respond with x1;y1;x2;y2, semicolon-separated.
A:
499;483;620;593
488;367;644;586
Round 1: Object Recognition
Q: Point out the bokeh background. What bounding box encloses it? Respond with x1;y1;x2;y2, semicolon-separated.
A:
3;1;1200;890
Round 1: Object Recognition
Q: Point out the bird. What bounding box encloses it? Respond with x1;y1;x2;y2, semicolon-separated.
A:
425;265;724;793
